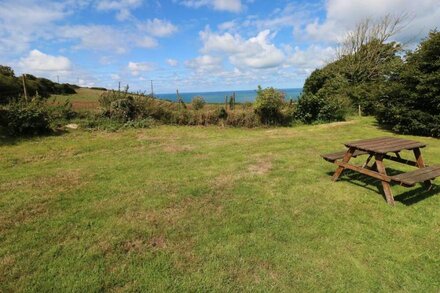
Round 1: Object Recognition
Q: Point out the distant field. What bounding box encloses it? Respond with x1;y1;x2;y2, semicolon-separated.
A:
52;88;104;111
1;117;439;291
52;88;245;111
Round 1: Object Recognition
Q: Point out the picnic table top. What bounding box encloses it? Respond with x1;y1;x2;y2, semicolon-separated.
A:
344;137;426;154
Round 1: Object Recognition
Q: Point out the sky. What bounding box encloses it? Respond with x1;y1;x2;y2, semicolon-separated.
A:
0;0;439;93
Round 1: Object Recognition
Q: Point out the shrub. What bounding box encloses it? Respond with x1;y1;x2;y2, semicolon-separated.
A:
254;86;285;124
109;98;136;122
2;100;52;136
226;109;260;127
191;96;206;110
296;93;349;123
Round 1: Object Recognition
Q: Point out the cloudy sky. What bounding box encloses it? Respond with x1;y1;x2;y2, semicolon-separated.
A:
0;0;439;93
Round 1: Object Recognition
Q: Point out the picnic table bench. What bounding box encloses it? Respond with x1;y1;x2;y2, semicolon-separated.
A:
322;137;440;205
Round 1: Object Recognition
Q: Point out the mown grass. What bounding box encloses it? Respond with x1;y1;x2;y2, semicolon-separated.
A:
0;117;439;292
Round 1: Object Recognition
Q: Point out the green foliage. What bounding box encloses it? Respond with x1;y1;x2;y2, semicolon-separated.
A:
2;100;52;136
296;93;347;124
0;65;15;77
301;39;403;122
375;30;440;137
0;74;22;104
191;96;206;110
0;66;77;103
254;86;285;124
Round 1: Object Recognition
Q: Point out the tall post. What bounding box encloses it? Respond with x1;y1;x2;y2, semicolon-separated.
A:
150;80;154;97
358;105;361;117
22;74;28;102
57;75;60;83
225;96;228;110
118;81;121;92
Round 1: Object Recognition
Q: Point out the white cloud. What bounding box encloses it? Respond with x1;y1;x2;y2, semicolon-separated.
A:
58;25;159;52
166;59;179;66
58;25;128;53
128;61;154;76
177;0;243;13
111;73;120;80
302;0;440;44
285;45;336;75
19;50;72;72
185;55;223;73
138;19;178;37
200;28;285;69
0;0;68;54
136;36;159;48
96;0;143;21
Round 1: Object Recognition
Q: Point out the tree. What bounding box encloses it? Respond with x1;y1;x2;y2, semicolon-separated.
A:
300;14;406;121
0;65;15;77
376;30;440;137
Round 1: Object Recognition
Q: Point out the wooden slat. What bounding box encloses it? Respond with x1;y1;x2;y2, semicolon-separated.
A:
321;150;368;162
346;137;426;154
334;162;392;182
345;137;393;148
382;154;418;167
375;142;426;153
391;165;440;186
344;136;390;146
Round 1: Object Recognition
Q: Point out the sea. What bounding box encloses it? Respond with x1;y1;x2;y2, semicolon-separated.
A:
155;88;302;103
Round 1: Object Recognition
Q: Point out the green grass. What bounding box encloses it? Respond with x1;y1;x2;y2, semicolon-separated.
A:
1;117;439;291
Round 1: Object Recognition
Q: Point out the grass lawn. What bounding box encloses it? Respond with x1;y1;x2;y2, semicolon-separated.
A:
1;117;439;291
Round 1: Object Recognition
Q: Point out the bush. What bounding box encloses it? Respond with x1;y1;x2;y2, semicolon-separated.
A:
296;93;349;123
109;98;136;122
2;100;52;136
254;86;285;124
191;96;206;110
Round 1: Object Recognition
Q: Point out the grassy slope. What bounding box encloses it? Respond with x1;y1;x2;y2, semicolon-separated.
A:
52;88;105;102
0;117;439;291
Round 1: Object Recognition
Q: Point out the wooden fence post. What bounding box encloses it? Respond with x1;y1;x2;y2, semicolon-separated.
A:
22;74;28;102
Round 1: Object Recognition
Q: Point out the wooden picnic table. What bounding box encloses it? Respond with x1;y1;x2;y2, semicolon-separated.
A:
322;137;440;205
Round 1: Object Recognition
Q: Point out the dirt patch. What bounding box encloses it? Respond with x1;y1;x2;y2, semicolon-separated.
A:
0;169;84;194
248;158;273;175
122;239;144;253
71;101;99;111
149;235;166;249
121;235;166;253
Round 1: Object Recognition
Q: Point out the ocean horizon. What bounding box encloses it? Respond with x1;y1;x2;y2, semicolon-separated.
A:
156;88;302;103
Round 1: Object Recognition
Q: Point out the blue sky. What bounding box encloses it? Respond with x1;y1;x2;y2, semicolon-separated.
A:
0;0;438;93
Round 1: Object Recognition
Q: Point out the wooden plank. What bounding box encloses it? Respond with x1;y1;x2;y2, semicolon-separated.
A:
346;137;426;154
321;150;368;162
375;154;395;205
334;162;392;182
376;142;426;153
392;166;440;180
332;147;355;181
382;154;418;167
391;166;440;186
413;148;432;188
365;139;423;152
345;137;394;148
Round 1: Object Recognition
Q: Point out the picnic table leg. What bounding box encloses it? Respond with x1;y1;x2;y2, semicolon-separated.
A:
413;148;432;190
374;154;395;205
332;147;355;181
